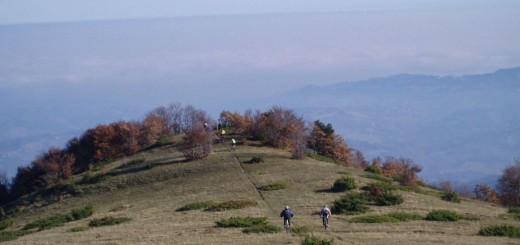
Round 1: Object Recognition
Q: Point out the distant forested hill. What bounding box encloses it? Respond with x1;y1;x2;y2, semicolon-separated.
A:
270;67;520;185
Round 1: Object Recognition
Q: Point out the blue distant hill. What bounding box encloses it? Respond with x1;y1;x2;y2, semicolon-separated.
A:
270;67;520;186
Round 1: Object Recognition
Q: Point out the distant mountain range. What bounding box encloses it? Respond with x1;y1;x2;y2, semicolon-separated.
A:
1;67;519;187
268;67;520;186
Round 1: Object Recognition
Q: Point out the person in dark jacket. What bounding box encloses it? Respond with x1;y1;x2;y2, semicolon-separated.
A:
280;206;294;227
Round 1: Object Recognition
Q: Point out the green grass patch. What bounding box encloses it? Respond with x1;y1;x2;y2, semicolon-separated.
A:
23;205;93;231
154;136;170;146
302;235;334;245
291;226;312;235
0;219;13;231
242;224;281;233
479;225;520;238
425;210;461;221
350;214;399;223
204;200;257;212
176;201;218;212
374;192;404;206
509;207;520;214
387;212;423;221
216;216;280;234
0;230;33;242
306;152;335;164
258;182;289;191
350;212;424;223
362;173;393;183
88;216;131;227
216;216;268;228
441;191;461;203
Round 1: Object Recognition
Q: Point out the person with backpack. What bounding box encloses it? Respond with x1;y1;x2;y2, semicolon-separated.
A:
280;206;294;230
320;204;331;229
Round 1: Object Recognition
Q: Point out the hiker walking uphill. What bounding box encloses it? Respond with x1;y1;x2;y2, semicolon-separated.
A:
280;206;294;232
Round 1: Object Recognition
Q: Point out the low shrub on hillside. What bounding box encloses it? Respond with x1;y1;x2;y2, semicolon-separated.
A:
479;225;520;238
0;219;13;231
302;235;334;245
425;210;461;221
374;192;404;206
362;182;403;206
362;182;396;195
88;216;131;227
216;216;280;234
0;230;33;242
441;191;461;203
23;205;93;231
182;145;210;160
332;177;357;192
509;207;520;214
247;156;264;164
258;182;289;191
387;212;423;221
176;201;218;212
332;193;369;214
364;165;382;175
216;216;268;228
177;200;257;212
350;215;399;223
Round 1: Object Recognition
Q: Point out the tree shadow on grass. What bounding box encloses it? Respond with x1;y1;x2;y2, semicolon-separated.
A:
107;158;188;177
315;188;335;193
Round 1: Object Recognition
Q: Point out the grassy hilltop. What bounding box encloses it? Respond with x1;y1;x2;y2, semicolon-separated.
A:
0;134;518;244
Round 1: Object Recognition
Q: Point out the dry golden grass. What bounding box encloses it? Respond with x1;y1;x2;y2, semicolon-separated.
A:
2;138;517;244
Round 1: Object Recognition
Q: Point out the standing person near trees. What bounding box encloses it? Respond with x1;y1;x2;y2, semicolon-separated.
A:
231;138;236;151
320;204;331;229
220;129;226;143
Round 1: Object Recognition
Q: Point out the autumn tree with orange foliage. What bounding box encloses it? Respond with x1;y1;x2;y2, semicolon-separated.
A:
308;120;352;165
182;122;213;160
9;148;75;198
140;112;169;145
381;156;423;186
219;110;251;133
474;184;500;204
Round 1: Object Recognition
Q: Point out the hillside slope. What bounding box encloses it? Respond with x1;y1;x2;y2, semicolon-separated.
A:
1;136;516;244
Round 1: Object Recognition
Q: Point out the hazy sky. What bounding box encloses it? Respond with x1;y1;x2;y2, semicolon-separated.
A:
1;0;520;24
1;0;520;180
